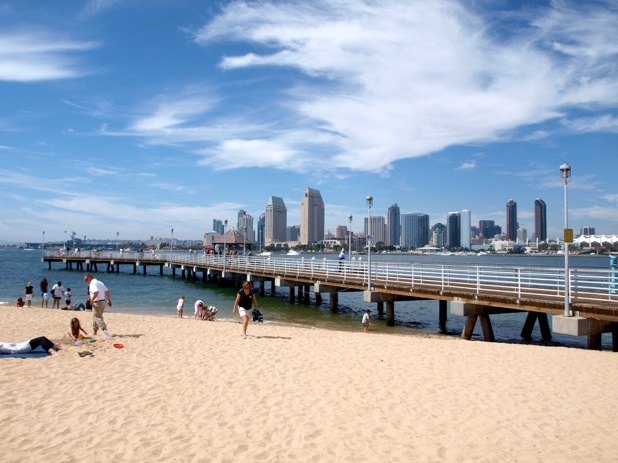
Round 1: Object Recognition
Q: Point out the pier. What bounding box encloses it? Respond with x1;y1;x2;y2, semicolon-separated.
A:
43;250;618;350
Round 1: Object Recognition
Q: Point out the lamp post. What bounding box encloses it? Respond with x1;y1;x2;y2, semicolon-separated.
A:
366;195;373;290
171;228;174;256
116;232;119;251
243;225;247;255
223;220;228;277
560;162;572;317
42;230;45;256
348;213;353;258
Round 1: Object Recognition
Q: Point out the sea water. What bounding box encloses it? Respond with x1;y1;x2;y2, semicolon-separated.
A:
0;247;613;349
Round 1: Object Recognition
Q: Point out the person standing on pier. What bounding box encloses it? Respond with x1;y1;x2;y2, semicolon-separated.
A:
83;273;113;339
233;281;259;339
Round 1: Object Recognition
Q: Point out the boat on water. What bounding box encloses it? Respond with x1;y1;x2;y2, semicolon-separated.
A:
259;251;272;257
286;250;300;256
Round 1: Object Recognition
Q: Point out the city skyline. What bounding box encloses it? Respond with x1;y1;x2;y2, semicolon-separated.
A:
1;1;617;244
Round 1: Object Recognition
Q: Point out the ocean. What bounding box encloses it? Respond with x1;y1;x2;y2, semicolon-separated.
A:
0;247;613;349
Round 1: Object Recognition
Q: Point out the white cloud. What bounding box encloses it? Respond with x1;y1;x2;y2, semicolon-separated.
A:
456;161;476;170
0;30;96;82
187;0;618;172
561;115;618;133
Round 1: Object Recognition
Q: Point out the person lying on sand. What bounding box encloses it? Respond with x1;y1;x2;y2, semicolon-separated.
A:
0;337;62;356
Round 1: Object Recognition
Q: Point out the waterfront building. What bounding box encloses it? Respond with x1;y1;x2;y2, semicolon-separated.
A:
479;220;501;240
517;227;528;243
265;196;287;245
401;213;430;250
447;212;460;248
580;226;596;236
237;210;254;241
336;225;348;240
387;203;401;247
460;209;471;250
212;219;224;235
364;216;386;245
287;225;300;242
506;199;518;242
432;223;447;248
300;187;325;245
534;198;547;242
257;213;265;249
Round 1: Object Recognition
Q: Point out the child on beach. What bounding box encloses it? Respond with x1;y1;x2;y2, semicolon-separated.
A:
64;288;73;310
177;296;185;318
362;309;371;332
67;317;88;340
42;291;50;308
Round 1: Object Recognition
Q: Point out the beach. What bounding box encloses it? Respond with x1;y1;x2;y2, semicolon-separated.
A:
1;306;617;462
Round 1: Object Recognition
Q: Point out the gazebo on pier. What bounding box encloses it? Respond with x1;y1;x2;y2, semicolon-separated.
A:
212;228;253;254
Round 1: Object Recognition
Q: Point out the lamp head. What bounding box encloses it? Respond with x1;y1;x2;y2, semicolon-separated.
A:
348;213;352;222
366;195;373;208
224;219;228;226
560;162;571;181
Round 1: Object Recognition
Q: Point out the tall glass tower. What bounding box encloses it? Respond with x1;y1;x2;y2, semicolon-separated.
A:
387;203;401;247
300;187;325;245
534;198;547;242
506;199;518;242
265;196;287;245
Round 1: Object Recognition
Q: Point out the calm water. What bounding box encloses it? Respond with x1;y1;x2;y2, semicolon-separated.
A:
0;247;613;349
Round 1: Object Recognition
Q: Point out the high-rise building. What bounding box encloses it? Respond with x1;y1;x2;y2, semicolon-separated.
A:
237;210;254;240
478;220;495;239
506;199;518;242
517;227;527;243
287;225;300;242
212;219;224;235
387;203;401;247
534;198;547;242
300;187;325;245
335;226;348;240
432;223;447;248
581;226;596;236
460;209;471;250
364;216;386;245
401;213;430;250
257;213;265;248
265;196;287;245
447;212;460;248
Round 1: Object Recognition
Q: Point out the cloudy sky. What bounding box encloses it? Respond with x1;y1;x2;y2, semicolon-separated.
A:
1;0;617;244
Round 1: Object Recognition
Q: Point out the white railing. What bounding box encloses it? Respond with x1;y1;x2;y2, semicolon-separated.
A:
43;251;618;306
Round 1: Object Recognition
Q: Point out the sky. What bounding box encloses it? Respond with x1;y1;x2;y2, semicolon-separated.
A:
1;0;617;245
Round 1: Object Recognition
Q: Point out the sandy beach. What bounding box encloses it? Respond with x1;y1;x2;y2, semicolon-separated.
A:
1;305;617;463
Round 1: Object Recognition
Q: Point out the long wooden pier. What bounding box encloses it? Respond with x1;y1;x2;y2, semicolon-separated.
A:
43;250;618;350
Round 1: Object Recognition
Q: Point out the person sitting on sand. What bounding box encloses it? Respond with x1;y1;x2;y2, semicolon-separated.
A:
0;337;62;356
16;297;25;307
63;288;73;310
66;317;88;340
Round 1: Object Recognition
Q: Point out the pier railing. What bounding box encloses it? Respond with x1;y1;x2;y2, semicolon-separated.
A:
43;250;618;307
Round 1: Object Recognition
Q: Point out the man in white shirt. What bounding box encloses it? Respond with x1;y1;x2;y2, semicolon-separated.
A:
83;273;113;339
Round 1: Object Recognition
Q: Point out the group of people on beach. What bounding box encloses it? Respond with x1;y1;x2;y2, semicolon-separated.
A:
5;273;114;356
21;278;75;310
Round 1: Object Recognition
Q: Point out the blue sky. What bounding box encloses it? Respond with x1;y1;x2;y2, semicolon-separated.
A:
1;0;617;244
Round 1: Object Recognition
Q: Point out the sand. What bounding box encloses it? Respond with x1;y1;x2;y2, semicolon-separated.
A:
1;305;617;462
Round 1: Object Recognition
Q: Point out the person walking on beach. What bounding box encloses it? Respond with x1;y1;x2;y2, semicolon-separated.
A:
83;273;112;339
39;278;49;307
362;309;371;332
51;281;65;309
177;296;185;318
24;281;34;307
233;281;259;339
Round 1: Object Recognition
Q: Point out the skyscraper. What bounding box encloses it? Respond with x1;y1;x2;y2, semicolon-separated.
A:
257;213;265;249
447;212;460;248
534;198;547;242
265;196;287;245
460;209;471;250
506;199;518;242
300;187;325;245
237;210;254;240
401;213;430;250
432;223;447;248
364;216;386;244
212;219;224;235
387;203;401;247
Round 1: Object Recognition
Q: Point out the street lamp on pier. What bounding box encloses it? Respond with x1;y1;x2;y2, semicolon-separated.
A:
366;195;373;290
116;232;119;251
348;213;353;258
560;162;572;317
223;220;228;277
42;231;45;256
171;228;174;256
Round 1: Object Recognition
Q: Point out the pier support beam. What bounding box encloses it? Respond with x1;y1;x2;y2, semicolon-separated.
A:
304;285;311;304
385;301;394;326
329;292;338;313
377;301;384;319
288;286;295;303
521;312;552;341
439;300;448;333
